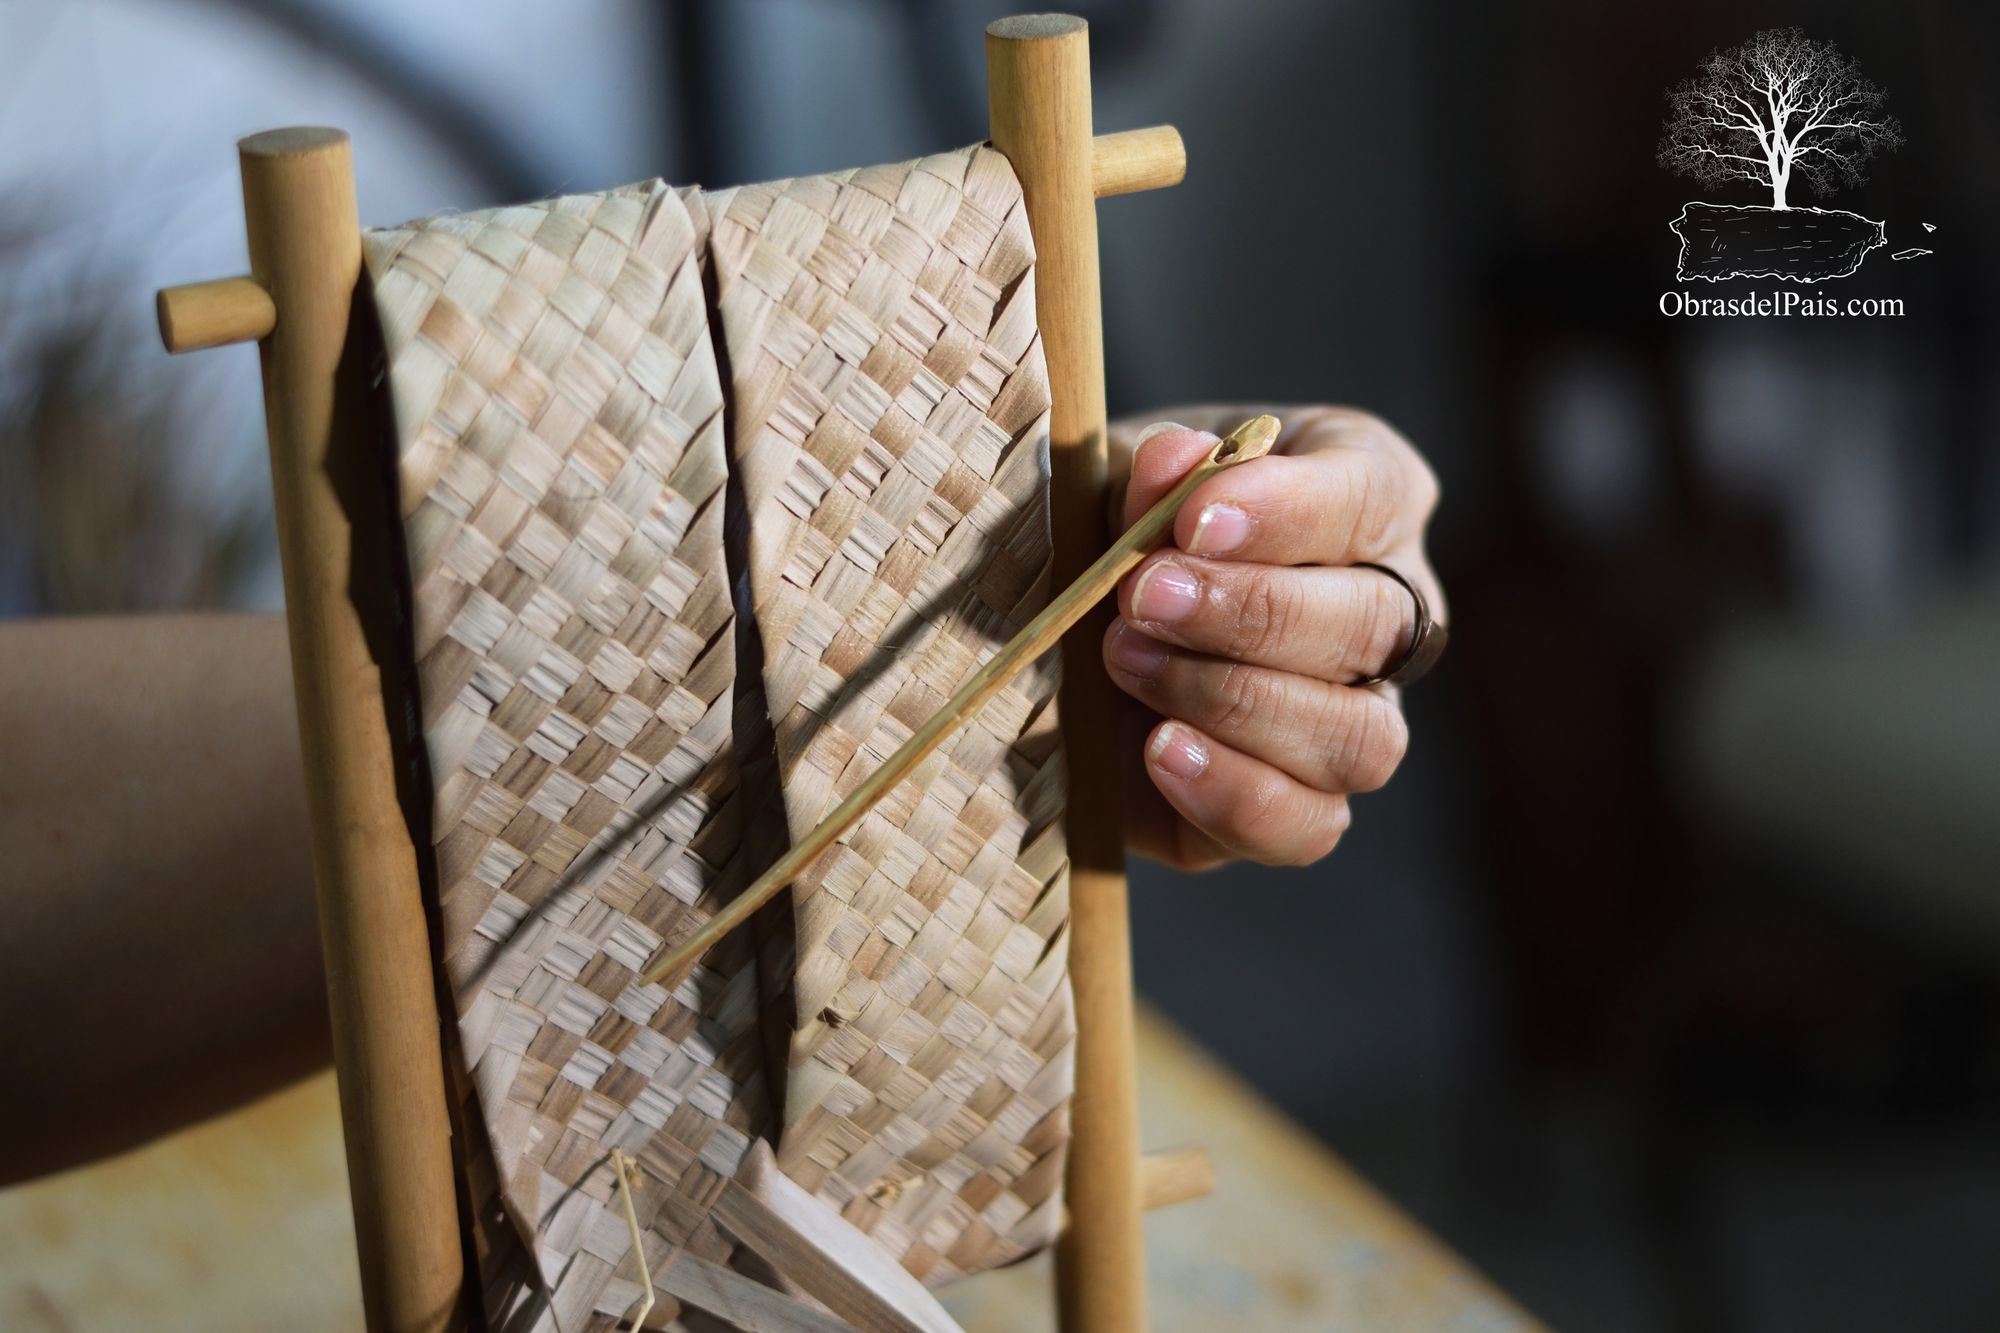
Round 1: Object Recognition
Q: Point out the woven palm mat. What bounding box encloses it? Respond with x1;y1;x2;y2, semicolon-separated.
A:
362;143;1071;1331
701;144;1072;1287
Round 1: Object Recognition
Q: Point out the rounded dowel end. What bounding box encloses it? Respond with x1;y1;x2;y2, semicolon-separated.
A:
1091;126;1187;199
156;276;276;353
988;13;1087;39
238;125;350;159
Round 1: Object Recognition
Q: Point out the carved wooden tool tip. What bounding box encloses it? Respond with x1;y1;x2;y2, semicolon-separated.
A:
1219;412;1279;461
632;414;1282;992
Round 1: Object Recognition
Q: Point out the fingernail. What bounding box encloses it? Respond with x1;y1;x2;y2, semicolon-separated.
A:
1108;623;1170;679
1188;503;1250;555
1137;420;1192;444
1131;561;1200;624
1148;722;1209;780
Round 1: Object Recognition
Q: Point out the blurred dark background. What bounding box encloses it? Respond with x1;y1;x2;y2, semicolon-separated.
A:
4;1;1998;1328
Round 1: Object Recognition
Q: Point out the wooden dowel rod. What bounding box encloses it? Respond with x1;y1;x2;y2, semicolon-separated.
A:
634;417;1277;991
157;130;1184;356
985;14;1146;1332
1113;1146;1215;1225
156;275;275;353
611;1151;658;1333
239;125;463;1333
1059;1145;1219;1233
1091;126;1186;198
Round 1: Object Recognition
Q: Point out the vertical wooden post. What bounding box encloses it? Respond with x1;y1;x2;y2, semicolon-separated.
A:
238;127;464;1333
985;18;1146;1332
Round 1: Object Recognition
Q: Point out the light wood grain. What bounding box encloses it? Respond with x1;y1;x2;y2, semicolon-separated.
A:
156;275;275;353
1073;1147;1214;1229
633;416;1277;990
237;125;463;1333
609;1152;656;1333
985;14;1147;1332
1091;126;1186;198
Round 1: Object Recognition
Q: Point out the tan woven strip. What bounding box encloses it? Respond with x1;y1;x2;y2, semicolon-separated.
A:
368;182;766;1331
702;144;1075;1287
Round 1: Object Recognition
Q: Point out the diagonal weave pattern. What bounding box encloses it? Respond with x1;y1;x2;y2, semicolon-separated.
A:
703;144;1075;1286
362;143;1073;1328
366;183;770;1330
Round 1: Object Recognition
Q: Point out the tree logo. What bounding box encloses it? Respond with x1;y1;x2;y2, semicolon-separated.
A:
1659;28;1912;283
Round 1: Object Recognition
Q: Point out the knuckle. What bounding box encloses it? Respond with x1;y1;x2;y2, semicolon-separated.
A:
1197;660;1270;737
1304;691;1404;792
1409;452;1441;520
1276;800;1350;866
1343;699;1410;792
1230;571;1300;661
1226;771;1296;857
1321;406;1385;445
1264;794;1351;868
1300;798;1354;863
1376;419;1441;523
1349;576;1407;675
1348;457;1403;555
1329;411;1438;543
1303;692;1360;789
1314;454;1392;559
1359;409;1423;471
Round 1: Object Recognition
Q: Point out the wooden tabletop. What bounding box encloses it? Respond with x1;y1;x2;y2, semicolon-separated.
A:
0;1005;1544;1332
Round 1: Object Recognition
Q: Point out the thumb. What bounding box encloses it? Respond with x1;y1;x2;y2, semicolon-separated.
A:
1120;423;1220;533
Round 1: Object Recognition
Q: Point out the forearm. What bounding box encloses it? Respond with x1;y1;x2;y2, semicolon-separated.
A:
0;613;326;1183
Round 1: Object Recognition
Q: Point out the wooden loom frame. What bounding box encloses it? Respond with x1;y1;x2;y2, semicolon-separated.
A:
156;14;1189;1332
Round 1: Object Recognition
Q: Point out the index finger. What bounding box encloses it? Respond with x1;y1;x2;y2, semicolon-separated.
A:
1172;431;1424;568
1122;424;1222;531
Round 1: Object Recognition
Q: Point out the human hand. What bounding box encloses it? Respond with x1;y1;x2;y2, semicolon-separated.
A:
1103;407;1442;870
